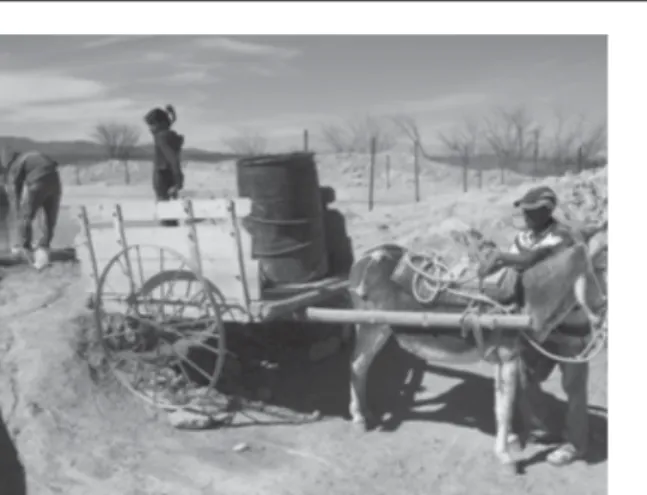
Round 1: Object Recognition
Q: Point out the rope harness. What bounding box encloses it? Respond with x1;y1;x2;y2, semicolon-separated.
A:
402;238;607;364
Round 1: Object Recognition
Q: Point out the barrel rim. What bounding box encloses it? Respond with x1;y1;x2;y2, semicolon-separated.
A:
236;152;315;167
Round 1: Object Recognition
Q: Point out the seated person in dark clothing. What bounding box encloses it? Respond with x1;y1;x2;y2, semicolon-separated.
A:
320;186;354;276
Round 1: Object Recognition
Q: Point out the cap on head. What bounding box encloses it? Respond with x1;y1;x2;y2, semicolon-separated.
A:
513;186;558;212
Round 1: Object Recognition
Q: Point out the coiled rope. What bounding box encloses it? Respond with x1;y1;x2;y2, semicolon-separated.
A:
402;247;607;364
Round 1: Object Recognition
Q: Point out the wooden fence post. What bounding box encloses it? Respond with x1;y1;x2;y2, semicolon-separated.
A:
368;137;377;211
462;156;469;193
532;128;540;178
303;129;309;152
385;154;391;189
413;139;421;202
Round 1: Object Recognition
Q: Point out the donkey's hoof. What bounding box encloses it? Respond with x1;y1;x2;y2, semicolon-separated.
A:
507;433;522;453
351;413;376;431
499;460;520;476
351;418;369;431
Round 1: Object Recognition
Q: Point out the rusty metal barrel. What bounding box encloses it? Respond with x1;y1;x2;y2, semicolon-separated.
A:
236;152;329;286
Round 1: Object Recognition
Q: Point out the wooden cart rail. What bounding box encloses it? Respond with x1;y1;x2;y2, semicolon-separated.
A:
75;198;260;320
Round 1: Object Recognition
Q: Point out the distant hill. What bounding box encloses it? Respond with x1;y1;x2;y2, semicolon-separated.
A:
0;136;237;165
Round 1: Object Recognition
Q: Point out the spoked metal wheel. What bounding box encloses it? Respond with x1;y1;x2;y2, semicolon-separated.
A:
93;244;231;415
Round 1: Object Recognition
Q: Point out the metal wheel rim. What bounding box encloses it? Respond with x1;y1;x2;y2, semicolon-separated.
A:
93;244;228;414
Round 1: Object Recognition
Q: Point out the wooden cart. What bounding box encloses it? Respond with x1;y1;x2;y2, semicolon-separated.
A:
75;197;606;417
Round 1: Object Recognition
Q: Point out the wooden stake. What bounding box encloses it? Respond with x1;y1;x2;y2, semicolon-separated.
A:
413;139;421;202
368;137;376;211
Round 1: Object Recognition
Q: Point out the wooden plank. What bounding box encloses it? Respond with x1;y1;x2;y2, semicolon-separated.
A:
82;225;255;268
74;200;260;305
96;258;250;319
79;198;252;225
156;198;252;221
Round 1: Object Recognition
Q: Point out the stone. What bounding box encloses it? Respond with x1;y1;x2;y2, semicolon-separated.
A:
167;410;215;430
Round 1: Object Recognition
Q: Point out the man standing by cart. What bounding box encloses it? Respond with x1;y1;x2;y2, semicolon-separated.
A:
478;185;593;466
1;147;62;270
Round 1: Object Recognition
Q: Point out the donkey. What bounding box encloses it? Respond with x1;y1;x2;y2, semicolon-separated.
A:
346;231;607;471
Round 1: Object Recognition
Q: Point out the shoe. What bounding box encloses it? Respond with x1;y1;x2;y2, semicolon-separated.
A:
10;246;32;260
528;430;563;445
547;443;585;466
33;247;50;271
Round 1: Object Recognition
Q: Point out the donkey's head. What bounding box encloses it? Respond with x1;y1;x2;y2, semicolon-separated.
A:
348;244;405;301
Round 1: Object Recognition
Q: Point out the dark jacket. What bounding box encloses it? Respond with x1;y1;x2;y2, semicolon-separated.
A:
5;151;59;200
153;129;184;184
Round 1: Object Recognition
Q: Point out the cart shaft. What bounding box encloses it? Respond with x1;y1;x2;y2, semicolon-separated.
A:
300;307;533;331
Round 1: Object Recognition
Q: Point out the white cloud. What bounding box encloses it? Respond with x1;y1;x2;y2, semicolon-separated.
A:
194;36;299;60
374;92;493;115
166;70;217;84
81;35;156;49
4;98;137;125
0;71;105;109
0;71;142;137
143;51;169;62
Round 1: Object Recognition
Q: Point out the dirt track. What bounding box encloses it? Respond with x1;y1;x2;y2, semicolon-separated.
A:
0;162;607;495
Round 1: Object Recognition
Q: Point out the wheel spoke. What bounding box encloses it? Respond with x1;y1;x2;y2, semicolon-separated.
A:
95;244;228;416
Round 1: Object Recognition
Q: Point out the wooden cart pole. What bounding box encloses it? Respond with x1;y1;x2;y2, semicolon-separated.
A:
413;139;421;203
385;154;391;189
301;307;533;331
303;129;309;152
368;136;377;211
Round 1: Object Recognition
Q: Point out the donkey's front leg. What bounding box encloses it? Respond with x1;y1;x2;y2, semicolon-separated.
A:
493;355;520;472
349;323;391;429
574;275;603;327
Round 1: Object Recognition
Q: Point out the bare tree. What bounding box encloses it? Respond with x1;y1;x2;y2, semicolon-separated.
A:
483;107;535;184
543;111;607;173
320;123;355;154
390;113;434;159
542;110;581;172
91;122;141;184
391;114;422;147
438;119;481;192
577;120;607;169
222;128;268;156
320;115;397;154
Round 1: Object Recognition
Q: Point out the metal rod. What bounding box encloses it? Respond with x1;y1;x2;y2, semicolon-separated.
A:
301;307;533;331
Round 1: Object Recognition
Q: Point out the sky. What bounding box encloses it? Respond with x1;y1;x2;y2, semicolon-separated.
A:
0;35;607;152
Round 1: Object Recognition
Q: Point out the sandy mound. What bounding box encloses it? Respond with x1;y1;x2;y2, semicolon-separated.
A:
345;166;607;259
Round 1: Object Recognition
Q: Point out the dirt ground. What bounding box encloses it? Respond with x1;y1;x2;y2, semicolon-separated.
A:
1;159;607;495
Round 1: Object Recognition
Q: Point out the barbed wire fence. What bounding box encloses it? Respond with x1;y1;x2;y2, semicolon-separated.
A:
61;107;607;211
